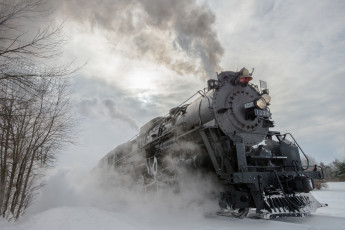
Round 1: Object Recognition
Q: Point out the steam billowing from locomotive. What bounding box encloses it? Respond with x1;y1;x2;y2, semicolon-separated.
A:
58;0;224;78
98;68;325;219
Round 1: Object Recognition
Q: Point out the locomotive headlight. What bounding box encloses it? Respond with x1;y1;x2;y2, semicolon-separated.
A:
255;98;267;109
255;94;271;109
261;94;271;103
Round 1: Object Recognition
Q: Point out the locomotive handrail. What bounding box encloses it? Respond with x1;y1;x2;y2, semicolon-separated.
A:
283;133;310;171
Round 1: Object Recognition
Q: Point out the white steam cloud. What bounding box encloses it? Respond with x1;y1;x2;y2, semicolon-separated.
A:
58;0;224;79
29;165;220;224
91;140;222;218
31;141;221;219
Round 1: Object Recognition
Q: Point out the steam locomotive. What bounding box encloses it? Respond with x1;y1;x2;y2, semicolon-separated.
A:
99;68;325;218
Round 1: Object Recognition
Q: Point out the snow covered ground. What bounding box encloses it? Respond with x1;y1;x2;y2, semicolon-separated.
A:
1;168;345;230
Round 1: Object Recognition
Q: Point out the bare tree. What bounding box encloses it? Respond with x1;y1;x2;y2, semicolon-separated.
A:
0;0;76;220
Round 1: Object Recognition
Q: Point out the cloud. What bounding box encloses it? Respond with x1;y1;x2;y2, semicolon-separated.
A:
212;0;345;163
71;74;204;133
102;98;139;130
71;76;141;130
77;98;99;118
58;0;224;79
76;96;139;131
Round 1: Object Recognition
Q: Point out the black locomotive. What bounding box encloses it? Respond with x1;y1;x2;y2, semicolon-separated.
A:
99;68;325;218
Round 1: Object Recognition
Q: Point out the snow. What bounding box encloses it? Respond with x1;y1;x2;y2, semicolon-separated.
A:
312;183;345;218
1;168;345;230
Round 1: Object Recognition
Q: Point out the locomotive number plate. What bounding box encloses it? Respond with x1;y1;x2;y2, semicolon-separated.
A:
254;109;271;118
244;102;254;109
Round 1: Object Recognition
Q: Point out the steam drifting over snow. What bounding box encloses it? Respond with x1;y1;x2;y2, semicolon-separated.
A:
28;166;220;217
1;167;345;230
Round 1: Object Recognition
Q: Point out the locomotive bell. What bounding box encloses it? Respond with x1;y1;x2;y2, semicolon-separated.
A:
241;68;250;77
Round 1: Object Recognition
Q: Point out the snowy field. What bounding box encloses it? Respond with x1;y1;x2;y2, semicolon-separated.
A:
1;168;345;230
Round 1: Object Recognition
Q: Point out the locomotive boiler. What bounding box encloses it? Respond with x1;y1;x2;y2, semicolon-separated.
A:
99;68;325;218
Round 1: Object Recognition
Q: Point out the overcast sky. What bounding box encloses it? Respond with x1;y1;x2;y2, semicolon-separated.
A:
47;0;345;168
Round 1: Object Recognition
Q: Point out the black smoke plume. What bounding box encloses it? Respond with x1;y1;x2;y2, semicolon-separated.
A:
59;0;224;79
